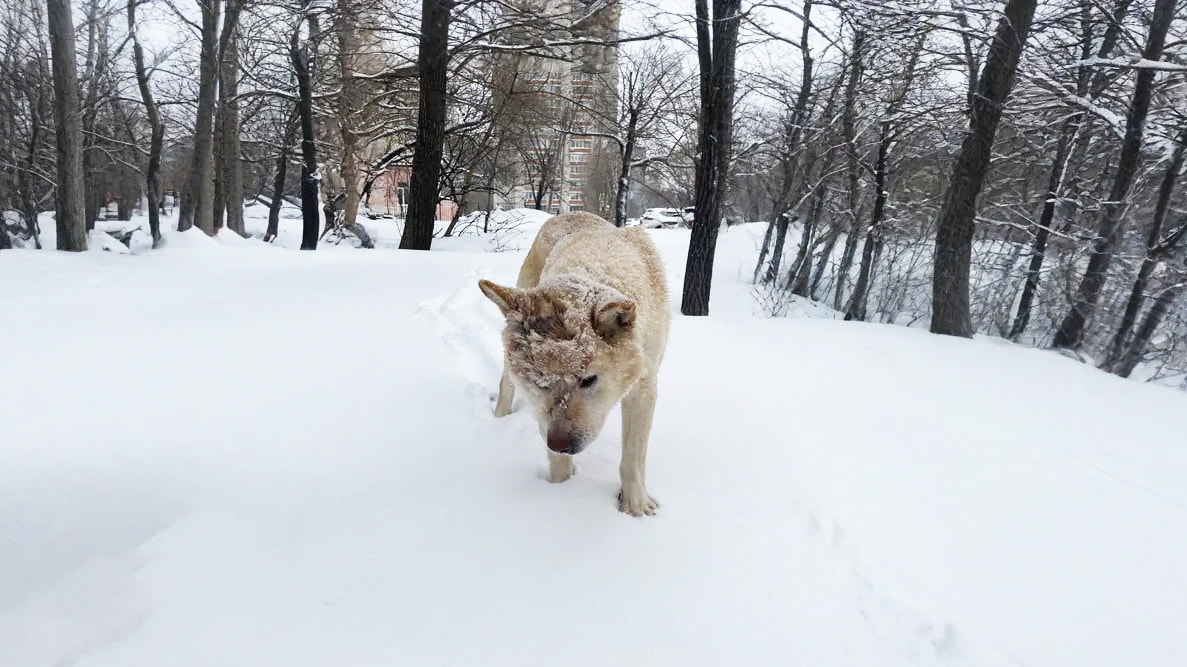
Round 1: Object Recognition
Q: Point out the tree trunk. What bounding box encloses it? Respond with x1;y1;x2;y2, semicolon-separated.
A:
682;0;742;316
218;17;244;236
832;31;866;309
291;24;319;250
790;183;826;296
930;0;1038;337
337;0;364;230
787;213;815;292
400;0;452;250
80;0;104;232
1009;119;1077;338
177;0;220;234
442;201;464;237
1113;284;1183;379
845;139;890;322
763;217;790;283
1104;127;1187;368
17;70;47;249
213;128;226;232
613;110;640;227
809;229;840;297
127;0;163;245
1052;0;1176;349
753;220;776;283
265;150;291;243
46;0;88;251
264;106;298;243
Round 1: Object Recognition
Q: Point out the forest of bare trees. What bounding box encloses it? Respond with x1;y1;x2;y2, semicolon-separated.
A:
1;0;1185;384
745;0;1186;383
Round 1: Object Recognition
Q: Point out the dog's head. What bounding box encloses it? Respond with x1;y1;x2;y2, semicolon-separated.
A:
479;275;648;456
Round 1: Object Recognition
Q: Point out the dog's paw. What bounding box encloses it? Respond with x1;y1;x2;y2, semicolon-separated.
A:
617;489;659;517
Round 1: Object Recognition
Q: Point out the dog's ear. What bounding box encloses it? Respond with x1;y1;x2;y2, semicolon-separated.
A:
594;300;636;341
478;280;520;316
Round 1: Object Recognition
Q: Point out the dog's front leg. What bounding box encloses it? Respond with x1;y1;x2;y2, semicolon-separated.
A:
493;364;515;417
548;451;574;483
618;375;659;516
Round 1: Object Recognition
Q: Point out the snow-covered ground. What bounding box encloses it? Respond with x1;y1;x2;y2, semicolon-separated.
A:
2;212;1185;666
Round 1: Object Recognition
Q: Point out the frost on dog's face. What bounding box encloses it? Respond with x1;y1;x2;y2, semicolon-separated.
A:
479;277;647;455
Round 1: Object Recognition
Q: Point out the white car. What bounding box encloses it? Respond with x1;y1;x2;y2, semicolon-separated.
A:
639;208;684;229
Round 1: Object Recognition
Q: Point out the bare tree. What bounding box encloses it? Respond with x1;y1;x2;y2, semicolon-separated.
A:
46;0;88;251
1052;0;1178;349
1008;0;1134;339
264;107;299;243
127;0;164;245
0;0;53;249
1104;125;1187;369
177;0;221;234
215;0;245;236
290;13;319;250
930;0;1038;337
330;0;375;232
596;46;691;226
844;31;927;322
682;0;742;316
400;0;453;250
754;0;815;285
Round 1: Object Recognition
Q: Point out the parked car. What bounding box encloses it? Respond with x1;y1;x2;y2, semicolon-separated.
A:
681;207;695;226
639;208;684;228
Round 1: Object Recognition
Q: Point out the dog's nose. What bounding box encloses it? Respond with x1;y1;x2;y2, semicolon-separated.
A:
547;431;572;454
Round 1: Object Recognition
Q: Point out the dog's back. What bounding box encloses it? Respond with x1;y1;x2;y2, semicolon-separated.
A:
515;212;615;288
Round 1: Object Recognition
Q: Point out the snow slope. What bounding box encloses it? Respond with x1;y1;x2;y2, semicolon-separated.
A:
1;220;1185;666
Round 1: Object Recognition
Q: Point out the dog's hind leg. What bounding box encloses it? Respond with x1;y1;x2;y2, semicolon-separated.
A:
493;364;516;417
618;375;659;516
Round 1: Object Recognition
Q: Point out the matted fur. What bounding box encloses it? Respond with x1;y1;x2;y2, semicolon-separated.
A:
479;211;670;517
498;275;641;390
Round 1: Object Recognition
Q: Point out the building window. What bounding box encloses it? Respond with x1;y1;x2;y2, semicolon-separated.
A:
570;138;592;150
569;164;586;176
570;180;584;190
570;152;588;164
570;190;583;201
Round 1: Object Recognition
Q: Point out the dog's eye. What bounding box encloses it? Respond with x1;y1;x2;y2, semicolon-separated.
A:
579;375;598;389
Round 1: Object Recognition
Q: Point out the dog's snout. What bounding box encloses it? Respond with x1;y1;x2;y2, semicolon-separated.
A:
547;430;573;454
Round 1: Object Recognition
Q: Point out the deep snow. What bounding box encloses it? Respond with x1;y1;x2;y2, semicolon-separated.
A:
1;214;1185;666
